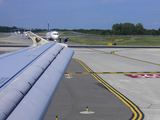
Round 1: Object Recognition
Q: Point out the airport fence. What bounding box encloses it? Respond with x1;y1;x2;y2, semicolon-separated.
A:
63;34;160;41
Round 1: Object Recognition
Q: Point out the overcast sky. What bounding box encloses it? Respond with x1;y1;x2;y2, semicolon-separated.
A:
0;0;160;30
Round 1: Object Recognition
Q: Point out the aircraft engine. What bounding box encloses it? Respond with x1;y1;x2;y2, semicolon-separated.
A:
63;38;68;43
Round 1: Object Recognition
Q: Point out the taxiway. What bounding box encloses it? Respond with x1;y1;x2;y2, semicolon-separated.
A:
1;34;160;120
44;47;160;120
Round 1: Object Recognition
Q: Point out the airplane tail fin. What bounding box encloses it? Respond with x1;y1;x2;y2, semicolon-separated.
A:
27;31;48;45
48;21;50;32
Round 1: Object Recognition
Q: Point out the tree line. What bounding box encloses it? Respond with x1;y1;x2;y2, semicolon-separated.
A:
0;26;68;33
112;23;160;35
1;23;160;35
73;23;160;35
0;26;18;32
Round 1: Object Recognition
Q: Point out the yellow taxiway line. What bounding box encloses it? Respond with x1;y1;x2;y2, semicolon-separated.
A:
88;48;160;66
65;71;160;75
72;58;144;120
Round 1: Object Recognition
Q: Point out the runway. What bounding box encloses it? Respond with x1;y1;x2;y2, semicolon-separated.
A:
1;34;160;120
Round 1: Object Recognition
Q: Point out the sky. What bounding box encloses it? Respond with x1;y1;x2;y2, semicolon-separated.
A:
0;0;160;30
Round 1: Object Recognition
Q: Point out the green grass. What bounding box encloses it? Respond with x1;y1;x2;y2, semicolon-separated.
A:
117;37;160;46
69;37;101;45
36;31;160;46
69;37;160;46
69;37;130;45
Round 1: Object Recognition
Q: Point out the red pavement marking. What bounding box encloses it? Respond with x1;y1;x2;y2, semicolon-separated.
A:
125;74;160;78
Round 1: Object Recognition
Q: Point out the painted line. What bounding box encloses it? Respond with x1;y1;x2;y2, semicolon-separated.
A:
88;48;111;54
65;71;160;75
111;51;160;66
88;48;160;66
72;58;144;120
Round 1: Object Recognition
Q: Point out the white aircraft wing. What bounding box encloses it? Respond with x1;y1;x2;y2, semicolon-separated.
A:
0;32;74;120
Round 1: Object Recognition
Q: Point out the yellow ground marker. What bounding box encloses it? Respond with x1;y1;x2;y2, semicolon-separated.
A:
108;43;113;45
56;116;58;120
65;72;72;78
86;106;89;113
80;106;95;114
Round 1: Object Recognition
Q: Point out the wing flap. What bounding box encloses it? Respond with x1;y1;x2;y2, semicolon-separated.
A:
0;43;55;89
7;47;74;120
0;40;74;119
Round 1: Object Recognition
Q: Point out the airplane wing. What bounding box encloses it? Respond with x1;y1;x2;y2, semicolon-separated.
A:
0;32;74;120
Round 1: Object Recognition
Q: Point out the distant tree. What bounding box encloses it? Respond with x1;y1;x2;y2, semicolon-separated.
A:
112;23;123;35
135;23;144;35
11;26;17;29
43;29;47;31
122;23;135;35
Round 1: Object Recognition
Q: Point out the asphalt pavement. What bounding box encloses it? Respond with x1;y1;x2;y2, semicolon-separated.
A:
43;59;133;120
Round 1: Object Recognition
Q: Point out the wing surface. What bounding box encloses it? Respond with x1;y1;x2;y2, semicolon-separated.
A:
0;32;74;120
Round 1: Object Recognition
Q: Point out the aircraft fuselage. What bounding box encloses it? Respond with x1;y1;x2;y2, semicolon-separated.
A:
46;31;60;41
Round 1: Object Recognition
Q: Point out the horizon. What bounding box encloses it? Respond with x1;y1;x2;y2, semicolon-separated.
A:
1;23;160;31
1;0;160;30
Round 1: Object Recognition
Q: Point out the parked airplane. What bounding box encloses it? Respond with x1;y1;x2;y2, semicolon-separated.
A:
10;29;17;34
46;21;68;43
23;28;29;37
11;28;30;36
17;30;21;34
0;31;74;120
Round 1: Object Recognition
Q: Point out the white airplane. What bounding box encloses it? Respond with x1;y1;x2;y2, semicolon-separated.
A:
23;32;28;36
0;32;74;120
11;29;20;34
17;30;21;34
46;30;59;41
46;21;68;43
23;28;28;36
